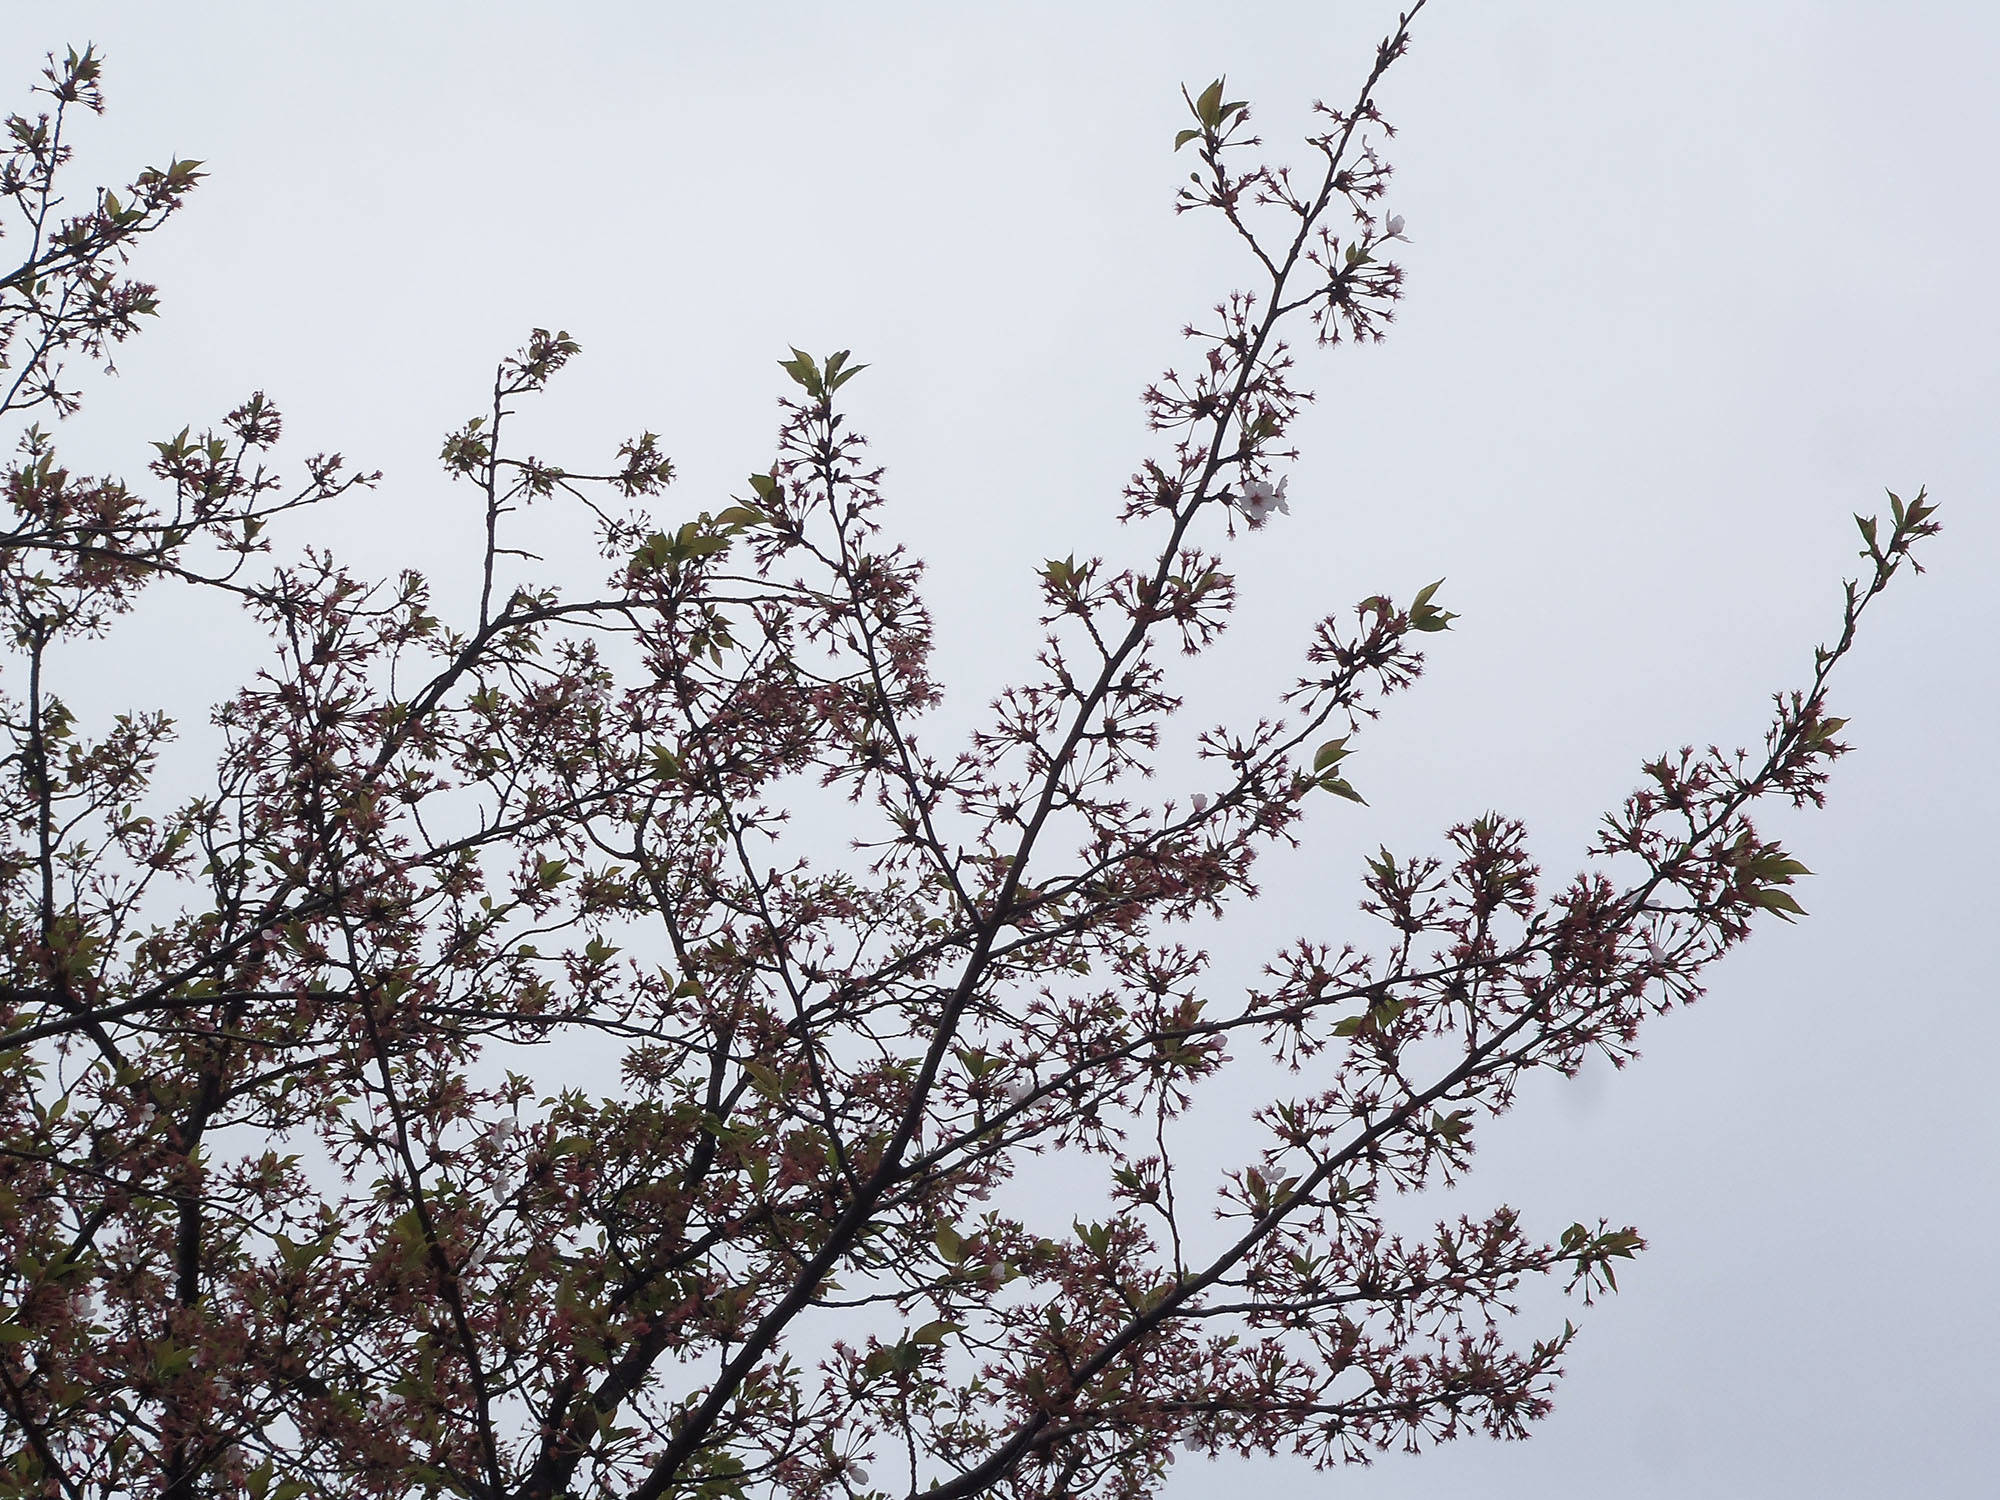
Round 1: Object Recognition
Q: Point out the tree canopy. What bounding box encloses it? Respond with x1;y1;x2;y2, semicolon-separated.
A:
0;18;1940;1500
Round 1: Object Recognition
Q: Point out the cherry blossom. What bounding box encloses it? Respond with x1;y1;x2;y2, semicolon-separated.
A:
1238;474;1290;524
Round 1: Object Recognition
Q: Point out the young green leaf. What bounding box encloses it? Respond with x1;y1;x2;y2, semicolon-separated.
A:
1195;79;1225;129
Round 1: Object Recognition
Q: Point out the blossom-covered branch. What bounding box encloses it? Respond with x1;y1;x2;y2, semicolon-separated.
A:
0;10;1941;1500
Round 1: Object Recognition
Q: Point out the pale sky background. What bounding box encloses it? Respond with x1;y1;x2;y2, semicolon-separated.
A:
8;3;1997;1496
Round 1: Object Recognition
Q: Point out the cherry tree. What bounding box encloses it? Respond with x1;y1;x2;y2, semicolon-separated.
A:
0;16;1940;1500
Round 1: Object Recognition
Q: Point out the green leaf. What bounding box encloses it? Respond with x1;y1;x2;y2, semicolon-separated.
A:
1333;994;1403;1038
1312;736;1351;773
779;348;823;398
1319;774;1367;804
1409;577;1457;632
1174;127;1202;151
824;349;869;391
1430;1108;1473;1144
1748;888;1808;920
630;532;674;572
1195;79;1225;129
150;1338;194;1377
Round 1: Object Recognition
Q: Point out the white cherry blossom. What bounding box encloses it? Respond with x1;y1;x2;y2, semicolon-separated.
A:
1238;476;1289;524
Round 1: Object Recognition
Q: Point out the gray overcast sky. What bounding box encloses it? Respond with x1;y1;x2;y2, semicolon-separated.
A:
9;2;1998;1495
